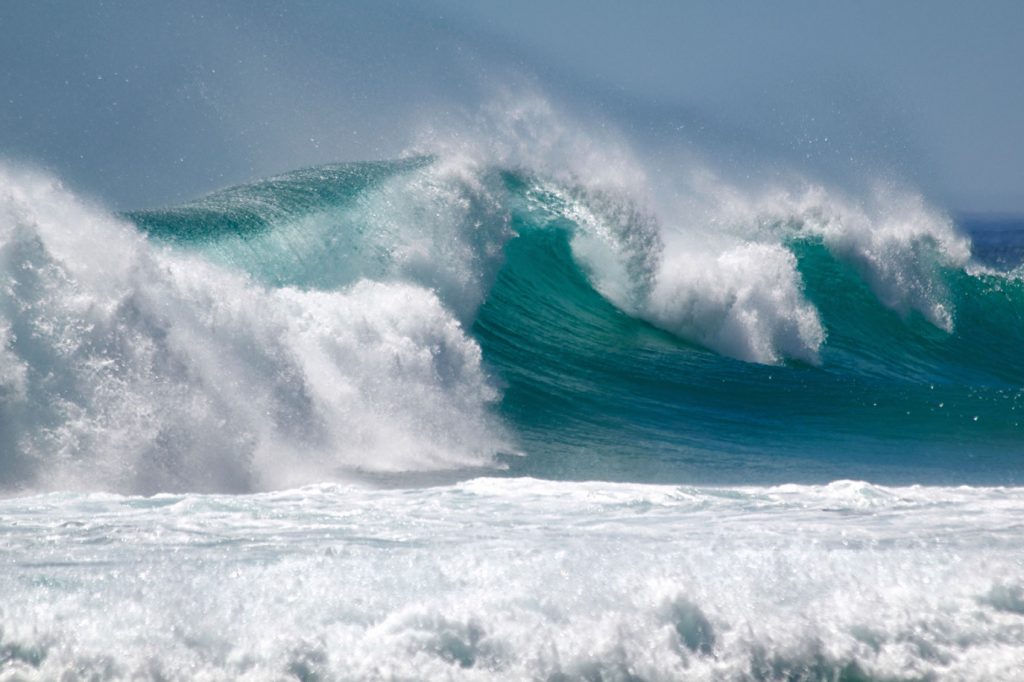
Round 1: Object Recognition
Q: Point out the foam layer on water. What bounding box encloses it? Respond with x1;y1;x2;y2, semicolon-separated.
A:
0;166;508;493
1;478;1021;680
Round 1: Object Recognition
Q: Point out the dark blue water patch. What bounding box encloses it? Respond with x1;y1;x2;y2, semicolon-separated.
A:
959;215;1024;270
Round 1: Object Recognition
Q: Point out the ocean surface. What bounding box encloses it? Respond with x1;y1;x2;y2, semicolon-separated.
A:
1;120;1023;679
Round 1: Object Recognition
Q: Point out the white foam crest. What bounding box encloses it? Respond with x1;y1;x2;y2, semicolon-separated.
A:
522;179;825;364
412;92;972;363
788;186;969;331
413;93;827;364
589;166;971;363
416;95;830;363
552;157;969;363
646;241;825;364
684;171;972;331
0;165;508;493
413;93;663;315
966;260;1024;282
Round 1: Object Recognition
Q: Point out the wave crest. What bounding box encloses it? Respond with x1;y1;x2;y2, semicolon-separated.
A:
0;165;509;494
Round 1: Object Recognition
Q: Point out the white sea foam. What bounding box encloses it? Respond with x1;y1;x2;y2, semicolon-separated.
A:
416;93;970;365
684;174;973;331
644;241;825;364
1;478;1021;680
598;173;969;364
0;165;509;494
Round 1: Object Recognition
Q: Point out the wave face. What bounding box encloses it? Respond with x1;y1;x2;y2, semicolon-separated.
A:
2;479;1023;680
2;134;1024;489
117;148;1022;489
1;98;1023;492
476;175;1023;485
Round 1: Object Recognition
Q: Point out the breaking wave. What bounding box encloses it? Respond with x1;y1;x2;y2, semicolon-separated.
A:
1;99;1022;492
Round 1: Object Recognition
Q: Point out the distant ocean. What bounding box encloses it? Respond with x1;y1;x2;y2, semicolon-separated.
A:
1;100;1022;679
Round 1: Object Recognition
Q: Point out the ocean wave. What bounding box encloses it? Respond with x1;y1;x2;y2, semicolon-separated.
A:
0;166;509;494
2;99;1023;492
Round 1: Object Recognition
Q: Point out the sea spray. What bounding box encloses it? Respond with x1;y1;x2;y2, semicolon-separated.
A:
0;165;509;494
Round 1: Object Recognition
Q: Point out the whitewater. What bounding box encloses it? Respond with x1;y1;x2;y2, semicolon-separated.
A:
1;96;1023;679
2;480;1023;680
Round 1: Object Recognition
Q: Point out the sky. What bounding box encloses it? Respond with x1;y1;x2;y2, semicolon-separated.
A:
1;1;1022;214
442;0;1024;215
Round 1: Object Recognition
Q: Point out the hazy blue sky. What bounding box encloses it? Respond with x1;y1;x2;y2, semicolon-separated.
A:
439;0;1024;214
2;1;1021;213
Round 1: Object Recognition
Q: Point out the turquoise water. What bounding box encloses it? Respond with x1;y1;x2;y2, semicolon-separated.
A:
125;158;1024;486
2;148;1023;679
